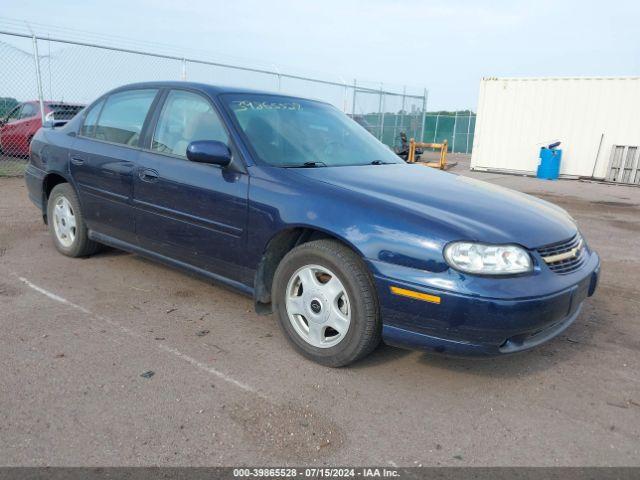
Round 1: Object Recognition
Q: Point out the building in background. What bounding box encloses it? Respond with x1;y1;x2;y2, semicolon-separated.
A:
471;76;640;184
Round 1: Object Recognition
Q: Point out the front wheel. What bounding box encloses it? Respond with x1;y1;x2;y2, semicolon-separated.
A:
272;239;381;367
47;183;100;257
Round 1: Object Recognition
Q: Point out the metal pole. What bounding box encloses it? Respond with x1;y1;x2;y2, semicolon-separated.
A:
452;112;458;153
351;79;357;116
392;85;404;146
378;84;384;141
181;58;187;80
47;34;53;100
399;86;406;134
465;113;472;154
32;35;45;125
420;88;428;142
433;113;440;142
340;78;348;113
271;64;281;91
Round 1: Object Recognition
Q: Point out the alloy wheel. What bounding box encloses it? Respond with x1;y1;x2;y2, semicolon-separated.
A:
285;264;351;348
52;196;77;248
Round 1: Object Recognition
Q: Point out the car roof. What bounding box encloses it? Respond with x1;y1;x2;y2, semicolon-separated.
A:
108;81;317;102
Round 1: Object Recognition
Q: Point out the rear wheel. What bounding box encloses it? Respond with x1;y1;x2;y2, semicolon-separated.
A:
272;239;381;367
47;183;100;257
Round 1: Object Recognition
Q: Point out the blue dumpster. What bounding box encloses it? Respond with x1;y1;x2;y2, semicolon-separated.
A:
536;143;562;180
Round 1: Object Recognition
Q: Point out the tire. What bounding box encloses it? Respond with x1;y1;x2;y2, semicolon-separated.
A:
47;183;100;257
272;239;381;367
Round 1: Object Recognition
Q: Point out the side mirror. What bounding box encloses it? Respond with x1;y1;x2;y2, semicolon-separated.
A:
186;140;232;167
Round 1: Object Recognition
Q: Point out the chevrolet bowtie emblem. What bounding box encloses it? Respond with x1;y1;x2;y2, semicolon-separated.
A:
542;239;583;264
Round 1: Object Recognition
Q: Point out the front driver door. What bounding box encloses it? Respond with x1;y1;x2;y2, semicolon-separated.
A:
133;89;250;284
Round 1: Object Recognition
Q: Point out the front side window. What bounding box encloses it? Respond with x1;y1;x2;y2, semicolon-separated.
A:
80;99;105;138
152;90;229;158
94;89;157;146
222;94;403;167
20;103;37;119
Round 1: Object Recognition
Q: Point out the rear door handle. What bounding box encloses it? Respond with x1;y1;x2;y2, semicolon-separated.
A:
138;168;159;183
70;155;84;166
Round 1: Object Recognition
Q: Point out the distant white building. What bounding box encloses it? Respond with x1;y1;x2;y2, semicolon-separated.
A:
470;76;640;184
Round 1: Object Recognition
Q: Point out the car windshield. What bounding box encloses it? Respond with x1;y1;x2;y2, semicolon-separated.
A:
223;94;403;167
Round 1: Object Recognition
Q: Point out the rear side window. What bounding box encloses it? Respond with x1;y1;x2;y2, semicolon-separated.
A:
152;90;228;158
93;89;157;146
20;103;37;119
80;100;104;137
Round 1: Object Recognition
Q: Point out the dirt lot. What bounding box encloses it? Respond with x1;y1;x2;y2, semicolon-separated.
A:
1;164;639;466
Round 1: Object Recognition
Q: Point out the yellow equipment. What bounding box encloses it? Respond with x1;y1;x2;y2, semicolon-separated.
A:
407;138;448;170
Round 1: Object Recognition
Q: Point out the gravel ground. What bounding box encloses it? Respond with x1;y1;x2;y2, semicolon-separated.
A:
0;164;639;466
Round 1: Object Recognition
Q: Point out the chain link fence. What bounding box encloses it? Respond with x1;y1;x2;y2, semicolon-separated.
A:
351;81;426;153
0;29;474;177
424;113;476;154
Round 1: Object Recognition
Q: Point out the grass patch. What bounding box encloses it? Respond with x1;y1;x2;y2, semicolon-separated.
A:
0;158;27;177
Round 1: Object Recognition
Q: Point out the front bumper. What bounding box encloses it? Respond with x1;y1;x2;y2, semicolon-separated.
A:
370;253;600;356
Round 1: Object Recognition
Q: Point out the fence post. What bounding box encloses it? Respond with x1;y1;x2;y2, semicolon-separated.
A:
181;58;187;80
351;79;357;116
392;85;405;146
465;114;472;154
272;65;281;91
31;35;45;125
452;112;458;153
399;86;406;134
341;78;348;113
378;84;384;141
420;88;428;142
433;113;440;142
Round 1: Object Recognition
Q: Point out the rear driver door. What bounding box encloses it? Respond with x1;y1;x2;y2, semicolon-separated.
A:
70;89;158;242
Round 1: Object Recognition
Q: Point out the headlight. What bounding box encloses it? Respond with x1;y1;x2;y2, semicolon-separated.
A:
444;242;532;275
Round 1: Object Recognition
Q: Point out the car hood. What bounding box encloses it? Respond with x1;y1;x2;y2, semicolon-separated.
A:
289;164;577;249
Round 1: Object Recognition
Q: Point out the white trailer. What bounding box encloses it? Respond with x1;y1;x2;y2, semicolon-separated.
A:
470;76;640;183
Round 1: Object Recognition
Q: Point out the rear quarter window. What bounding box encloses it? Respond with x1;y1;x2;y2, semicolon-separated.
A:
93;89;157;146
80;100;104;138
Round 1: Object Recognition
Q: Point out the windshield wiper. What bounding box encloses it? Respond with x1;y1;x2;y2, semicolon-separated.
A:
370;160;393;165
285;161;327;168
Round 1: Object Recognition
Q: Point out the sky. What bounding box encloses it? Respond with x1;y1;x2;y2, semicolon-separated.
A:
2;0;639;110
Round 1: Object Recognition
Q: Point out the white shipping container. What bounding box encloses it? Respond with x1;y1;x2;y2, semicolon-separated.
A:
470;76;640;179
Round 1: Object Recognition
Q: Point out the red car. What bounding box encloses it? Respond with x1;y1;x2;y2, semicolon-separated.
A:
0;101;84;157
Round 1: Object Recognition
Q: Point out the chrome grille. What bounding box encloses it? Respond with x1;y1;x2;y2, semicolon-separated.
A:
537;234;586;274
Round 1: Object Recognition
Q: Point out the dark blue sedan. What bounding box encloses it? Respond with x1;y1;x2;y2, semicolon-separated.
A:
25;81;600;366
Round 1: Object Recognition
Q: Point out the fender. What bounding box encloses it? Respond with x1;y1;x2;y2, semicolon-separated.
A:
245;165;453;276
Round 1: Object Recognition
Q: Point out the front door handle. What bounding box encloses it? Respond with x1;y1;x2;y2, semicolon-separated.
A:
138;168;159;183
70;155;84;166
